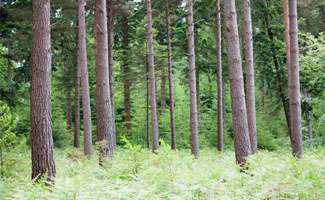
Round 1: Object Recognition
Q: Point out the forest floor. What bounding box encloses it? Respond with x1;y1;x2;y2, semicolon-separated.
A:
1;144;324;200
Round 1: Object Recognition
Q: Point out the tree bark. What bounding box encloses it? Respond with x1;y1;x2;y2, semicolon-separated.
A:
165;0;176;150
95;0;115;162
146;0;160;152
288;0;303;158
160;67;166;114
66;87;72;131
107;0;116;146
79;0;93;156
216;0;223;152
223;0;252;165
74;18;81;149
122;14;132;137
187;0;199;158
31;0;56;182
283;0;290;82
243;0;257;154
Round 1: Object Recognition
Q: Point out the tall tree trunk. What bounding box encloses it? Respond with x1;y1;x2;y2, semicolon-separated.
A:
95;0;115;162
243;0;257;154
122;14;132;137
187;0;199;158
283;0;291;83
146;0;159;151
223;0;252;165
160;67;166;114
165;0;176;150
216;0;223;152
146;56;150;149
66;88;72;131
31;0;56;182
107;0;116;146
288;0;303;158
263;0;292;137
74;19;81;149
196;65;200;117
79;0;93;156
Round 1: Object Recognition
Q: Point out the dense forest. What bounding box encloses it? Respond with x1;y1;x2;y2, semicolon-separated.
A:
0;0;325;199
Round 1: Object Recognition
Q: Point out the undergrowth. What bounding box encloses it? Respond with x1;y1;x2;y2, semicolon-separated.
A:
0;144;324;200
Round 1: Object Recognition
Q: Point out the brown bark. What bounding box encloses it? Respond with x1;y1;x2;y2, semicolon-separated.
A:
288;0;303;158
165;0;176;150
223;0;252;165
243;0;257;154
107;0;116;146
187;0;199;158
146;0;160;152
160;67;166;114
216;0;223;152
283;0;290;77
122;14;132;136
31;0;56;182
74;18;81;149
79;0;93;156
95;0;115;161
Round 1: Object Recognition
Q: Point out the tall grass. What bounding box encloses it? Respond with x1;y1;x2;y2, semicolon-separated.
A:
1;144;324;199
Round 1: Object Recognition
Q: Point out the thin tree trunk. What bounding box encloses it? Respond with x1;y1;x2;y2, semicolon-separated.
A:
66;88;72;131
107;0;116;146
222;78;226;129
216;0;223;152
74;19;81;149
243;0;257;154
31;0;56;182
261;81;265;111
79;0;93;156
122;14;132;137
165;0;176;150
223;0;252;165
95;0;115;162
160;67;166;114
263;0;292;137
283;0;290;80
322;6;325;32
187;0;199;158
196;65;200;117
146;0;159;151
146;55;150;149
288;0;303;158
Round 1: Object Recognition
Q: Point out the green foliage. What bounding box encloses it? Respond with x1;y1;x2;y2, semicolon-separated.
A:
1;147;325;199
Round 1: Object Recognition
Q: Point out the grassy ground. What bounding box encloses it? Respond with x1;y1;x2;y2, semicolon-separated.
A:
1;144;324;200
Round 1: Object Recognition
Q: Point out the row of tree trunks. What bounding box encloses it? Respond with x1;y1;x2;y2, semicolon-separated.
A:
146;0;160;152
187;0;199;158
94;0;115;162
79;0;93;156
215;0;223;152
243;0;257;154
165;0;176;150
223;0;252;165
31;0;56;182
107;0;116;146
